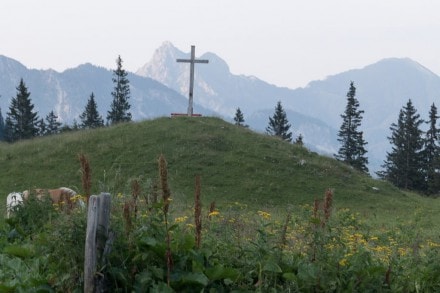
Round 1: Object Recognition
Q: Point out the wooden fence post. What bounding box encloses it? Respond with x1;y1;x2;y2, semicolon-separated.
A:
84;193;111;293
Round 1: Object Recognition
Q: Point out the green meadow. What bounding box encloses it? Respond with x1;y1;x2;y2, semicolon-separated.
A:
1;117;439;291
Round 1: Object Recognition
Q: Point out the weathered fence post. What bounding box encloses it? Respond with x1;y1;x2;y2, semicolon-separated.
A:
84;193;111;293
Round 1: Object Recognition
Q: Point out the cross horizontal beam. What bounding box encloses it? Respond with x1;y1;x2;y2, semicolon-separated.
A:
176;59;209;64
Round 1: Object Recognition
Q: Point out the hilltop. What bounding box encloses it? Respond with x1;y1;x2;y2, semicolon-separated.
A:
0;117;439;229
3;44;440;174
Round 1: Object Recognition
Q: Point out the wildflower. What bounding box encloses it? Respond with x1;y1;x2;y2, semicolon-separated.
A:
257;210;271;220
339;258;348;266
427;240;440;248
208;210;220;217
398;247;409;256
71;194;86;203
174;216;188;223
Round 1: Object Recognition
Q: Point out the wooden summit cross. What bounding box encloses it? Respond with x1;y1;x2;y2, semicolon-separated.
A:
176;45;209;116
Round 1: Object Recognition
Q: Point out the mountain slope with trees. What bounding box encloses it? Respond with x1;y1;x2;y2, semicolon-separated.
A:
2;45;440;174
0;55;212;126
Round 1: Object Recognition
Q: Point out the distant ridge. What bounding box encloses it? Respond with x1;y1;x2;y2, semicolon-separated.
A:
137;44;440;173
0;55;213;124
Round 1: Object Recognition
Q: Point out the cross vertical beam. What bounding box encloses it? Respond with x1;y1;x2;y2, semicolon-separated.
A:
176;45;209;116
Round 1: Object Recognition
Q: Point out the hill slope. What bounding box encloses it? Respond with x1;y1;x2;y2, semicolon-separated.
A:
0;117;438;228
137;42;440;173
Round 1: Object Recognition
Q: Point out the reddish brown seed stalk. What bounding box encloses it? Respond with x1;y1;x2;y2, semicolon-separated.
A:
131;179;140;220
194;175;202;249
158;154;171;214
78;153;92;204
323;189;333;222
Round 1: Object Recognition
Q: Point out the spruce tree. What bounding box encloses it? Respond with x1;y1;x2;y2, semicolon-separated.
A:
107;55;132;125
36;118;46;136
45;110;62;135
5;78;39;142
266;101;292;142
335;81;369;173
0;107;5;141
234;107;246;126
295;133;304;146
378;99;424;190
423;103;440;194
80;92;104;129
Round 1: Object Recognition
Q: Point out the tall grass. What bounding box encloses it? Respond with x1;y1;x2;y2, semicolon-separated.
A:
1;148;440;291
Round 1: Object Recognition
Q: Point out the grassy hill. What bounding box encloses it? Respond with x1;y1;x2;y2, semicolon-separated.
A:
0;116;439;232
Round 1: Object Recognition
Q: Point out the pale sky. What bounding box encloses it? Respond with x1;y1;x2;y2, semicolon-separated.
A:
1;0;440;89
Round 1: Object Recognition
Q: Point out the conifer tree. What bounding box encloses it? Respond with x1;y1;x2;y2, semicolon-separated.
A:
266;101;292;142
36;118;46;136
45;110;62;135
5;78;39;142
423;103;440;194
335;81;369;173
107;55;132;125
295;133;304;146
378;99;424;190
0;107;5;141
233;107;248;127
80;92;104;129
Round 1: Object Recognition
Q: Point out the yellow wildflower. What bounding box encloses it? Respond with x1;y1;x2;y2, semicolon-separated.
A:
208;210;220;217
427;240;440;248
174;216;188;223
339;258;348;266
398;247;409;256
71;194;86;203
257;210;271;220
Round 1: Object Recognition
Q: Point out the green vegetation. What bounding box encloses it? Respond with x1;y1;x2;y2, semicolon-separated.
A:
335;81;369;173
107;55;132;125
0;116;440;291
0;116;438;227
266;101;293;142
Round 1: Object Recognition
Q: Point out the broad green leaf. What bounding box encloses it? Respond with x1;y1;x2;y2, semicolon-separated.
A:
263;260;282;273
282;272;297;281
179;272;209;286
3;245;34;259
205;265;239;281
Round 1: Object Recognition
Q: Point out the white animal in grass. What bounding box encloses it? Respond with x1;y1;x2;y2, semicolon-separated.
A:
6;192;23;218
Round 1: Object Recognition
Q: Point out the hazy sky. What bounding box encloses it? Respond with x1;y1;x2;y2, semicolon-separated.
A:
1;0;439;88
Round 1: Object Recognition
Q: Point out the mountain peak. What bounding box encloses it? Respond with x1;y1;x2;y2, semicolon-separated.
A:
363;57;437;78
159;41;178;51
135;41;183;79
0;55;28;71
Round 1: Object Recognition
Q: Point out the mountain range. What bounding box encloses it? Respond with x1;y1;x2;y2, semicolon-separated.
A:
1;42;440;173
137;42;440;173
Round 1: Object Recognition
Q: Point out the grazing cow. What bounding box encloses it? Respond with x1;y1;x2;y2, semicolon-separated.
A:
23;187;84;211
6;192;24;218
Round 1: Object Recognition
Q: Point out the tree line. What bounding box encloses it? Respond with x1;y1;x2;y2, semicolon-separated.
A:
0;55;132;142
235;81;440;196
1;57;438;196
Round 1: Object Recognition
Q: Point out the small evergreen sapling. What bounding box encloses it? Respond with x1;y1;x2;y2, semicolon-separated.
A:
266;101;292;142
